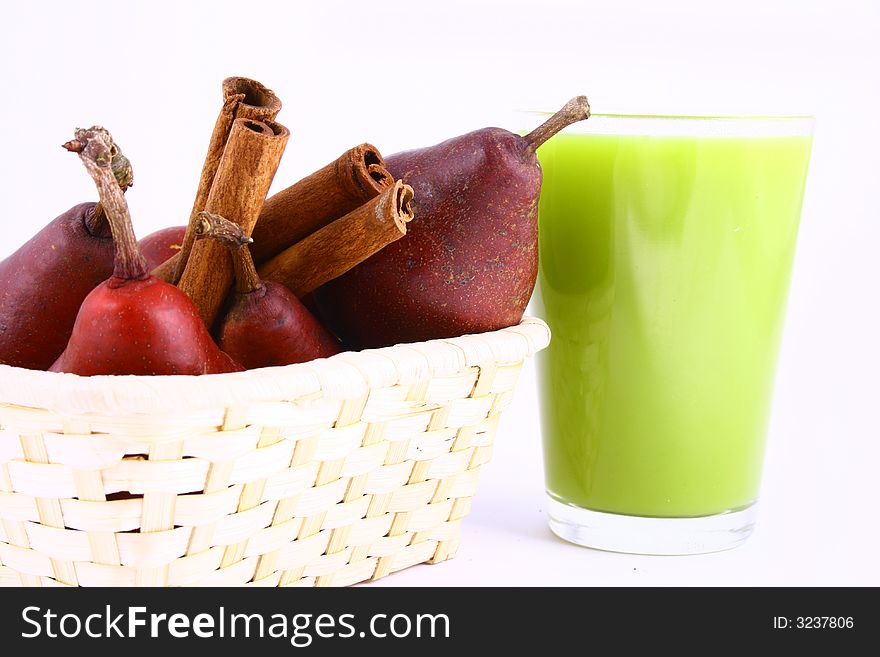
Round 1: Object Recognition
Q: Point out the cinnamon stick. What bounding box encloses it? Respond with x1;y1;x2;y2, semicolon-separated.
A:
178;118;289;327
258;180;414;298
155;77;281;284
154;143;393;280
249;143;393;263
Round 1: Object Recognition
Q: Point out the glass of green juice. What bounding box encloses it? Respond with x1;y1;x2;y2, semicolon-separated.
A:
533;113;814;554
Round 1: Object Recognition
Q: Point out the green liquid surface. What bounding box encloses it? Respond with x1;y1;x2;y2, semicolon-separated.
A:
534;131;812;517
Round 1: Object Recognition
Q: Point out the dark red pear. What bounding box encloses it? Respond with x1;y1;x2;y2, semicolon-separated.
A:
0;144;135;370
0;203;113;370
211;222;341;369
139;225;186;272
313;97;590;349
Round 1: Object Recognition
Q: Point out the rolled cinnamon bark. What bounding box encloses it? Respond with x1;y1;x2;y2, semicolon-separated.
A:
178;118;289;327
153;143;393;282
195;77;282;221
154;77;282;284
258;180;414;298
249;143;394;263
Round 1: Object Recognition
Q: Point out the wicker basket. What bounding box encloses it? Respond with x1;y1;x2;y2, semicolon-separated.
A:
0;317;549;587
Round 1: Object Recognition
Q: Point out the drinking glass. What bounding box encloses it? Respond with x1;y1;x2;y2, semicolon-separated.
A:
533;114;813;554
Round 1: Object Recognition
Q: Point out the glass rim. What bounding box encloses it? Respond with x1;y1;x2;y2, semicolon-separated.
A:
524;112;816;138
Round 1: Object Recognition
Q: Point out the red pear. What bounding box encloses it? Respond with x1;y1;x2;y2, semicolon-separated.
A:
0;204;115;370
314;97;590;349
139;225;186;272
50;127;242;376
211;222;341;369
0;146;136;370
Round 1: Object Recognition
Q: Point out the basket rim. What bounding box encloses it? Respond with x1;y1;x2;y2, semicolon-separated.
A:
0;317;550;416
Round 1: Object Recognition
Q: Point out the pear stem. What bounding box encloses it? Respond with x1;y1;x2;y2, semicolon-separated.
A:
232;245;263;295
192;211;261;295
193;211;253;248
74;141;132;239
64;126;147;280
523;96;591;152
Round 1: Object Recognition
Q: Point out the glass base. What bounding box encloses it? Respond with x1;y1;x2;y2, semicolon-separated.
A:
546;495;757;556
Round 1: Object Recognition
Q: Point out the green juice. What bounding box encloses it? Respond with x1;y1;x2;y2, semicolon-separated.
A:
535;127;812;518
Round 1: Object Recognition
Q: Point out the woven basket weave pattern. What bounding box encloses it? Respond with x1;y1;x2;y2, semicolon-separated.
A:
0;318;549;587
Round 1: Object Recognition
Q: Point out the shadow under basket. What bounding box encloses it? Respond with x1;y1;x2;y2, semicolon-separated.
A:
0;317;549;587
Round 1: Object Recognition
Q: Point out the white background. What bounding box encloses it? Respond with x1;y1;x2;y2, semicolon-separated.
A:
1;1;877;585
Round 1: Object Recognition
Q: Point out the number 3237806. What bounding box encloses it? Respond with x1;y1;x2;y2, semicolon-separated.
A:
773;617;854;629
